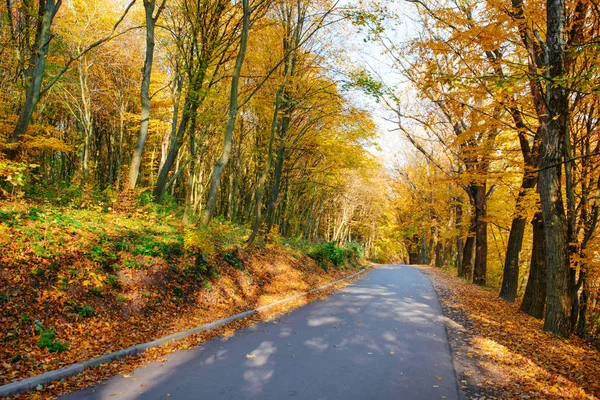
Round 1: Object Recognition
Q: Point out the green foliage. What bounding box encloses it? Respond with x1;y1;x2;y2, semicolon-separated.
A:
345;241;364;260
137;192;179;217
34;321;67;352
88;242;118;264
222;251;244;270
68;301;95;317
314;242;345;267
106;274;120;288
77;304;95;317
185;220;248;257
58;275;69;291
116;231;183;259
308;241;363;269
183;256;209;281
88;286;102;296
0;160;37;189
344;69;385;101
123;257;144;269
0;209;19;226
32;243;59;259
25;183;83;207
344;5;390;41
132;235;183;257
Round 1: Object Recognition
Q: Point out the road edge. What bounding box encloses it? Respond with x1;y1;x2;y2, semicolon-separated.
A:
416;265;466;400
1;266;372;398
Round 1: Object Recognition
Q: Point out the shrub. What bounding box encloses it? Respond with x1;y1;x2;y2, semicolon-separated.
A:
68;301;96;317
222;251;244;270
308;241;364;269
88;243;117;264
185;220;248;257
88;286;102;296
183;256;209;281
344;241;364;260
34;321;67;352
310;242;345;269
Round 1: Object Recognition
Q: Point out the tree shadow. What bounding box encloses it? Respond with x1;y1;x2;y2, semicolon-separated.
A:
423;266;600;399
60;266;460;400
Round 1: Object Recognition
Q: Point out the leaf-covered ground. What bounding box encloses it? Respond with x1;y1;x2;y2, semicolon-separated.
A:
0;200;367;398
419;266;600;400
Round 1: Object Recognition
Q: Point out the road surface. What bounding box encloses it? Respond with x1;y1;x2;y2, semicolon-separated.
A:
62;265;459;400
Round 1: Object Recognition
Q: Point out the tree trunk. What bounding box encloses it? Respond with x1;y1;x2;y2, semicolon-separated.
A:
499;174;537;302
247;60;292;246
520;212;547;318
202;0;250;225
266;144;286;231
456;237;464;275
435;241;443;268
407;234;421;264
9;0;62;146
473;184;487;285
462;218;476;281
576;270;588;336
456;201;464;275
541;0;572;337
128;0;159;190
153;70;200;203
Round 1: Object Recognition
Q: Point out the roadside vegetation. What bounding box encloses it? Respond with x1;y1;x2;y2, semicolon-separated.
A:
421;265;600;399
0;189;367;386
1;0;600;398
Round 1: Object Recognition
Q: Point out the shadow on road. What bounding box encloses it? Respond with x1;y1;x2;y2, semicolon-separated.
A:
63;265;459;400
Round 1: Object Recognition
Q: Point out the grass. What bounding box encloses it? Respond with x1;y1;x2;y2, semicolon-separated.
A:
0;192;366;391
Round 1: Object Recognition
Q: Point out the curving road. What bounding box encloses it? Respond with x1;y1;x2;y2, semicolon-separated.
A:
62;265;459;400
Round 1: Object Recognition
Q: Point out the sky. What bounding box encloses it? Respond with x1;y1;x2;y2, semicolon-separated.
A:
329;0;423;169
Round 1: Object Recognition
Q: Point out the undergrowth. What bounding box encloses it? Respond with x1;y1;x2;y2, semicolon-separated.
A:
0;189;366;387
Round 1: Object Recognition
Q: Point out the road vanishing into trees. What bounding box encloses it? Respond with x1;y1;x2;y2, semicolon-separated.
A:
62;266;459;400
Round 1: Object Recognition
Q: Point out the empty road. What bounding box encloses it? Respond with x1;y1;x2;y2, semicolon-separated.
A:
63;265;459;400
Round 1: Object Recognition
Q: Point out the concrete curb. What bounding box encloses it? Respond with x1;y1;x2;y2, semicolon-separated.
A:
0;266;371;398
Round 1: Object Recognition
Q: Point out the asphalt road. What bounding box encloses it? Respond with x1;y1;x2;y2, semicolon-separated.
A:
62;265;459;400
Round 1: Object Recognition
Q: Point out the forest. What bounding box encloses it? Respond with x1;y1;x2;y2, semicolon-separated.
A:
347;0;600;339
0;0;599;397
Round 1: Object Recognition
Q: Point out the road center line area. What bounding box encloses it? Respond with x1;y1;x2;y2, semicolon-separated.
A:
62;265;459;400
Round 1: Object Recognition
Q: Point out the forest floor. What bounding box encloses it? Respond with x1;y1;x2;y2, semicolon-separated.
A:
0;198;368;398
419;265;600;400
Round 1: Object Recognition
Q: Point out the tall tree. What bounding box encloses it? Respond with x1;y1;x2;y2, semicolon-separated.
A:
127;0;166;190
540;0;571;336
9;0;62;146
153;0;238;203
203;0;250;224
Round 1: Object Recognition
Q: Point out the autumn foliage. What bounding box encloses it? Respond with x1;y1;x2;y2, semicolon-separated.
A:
1;0;600;396
0;198;367;391
422;265;600;400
